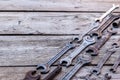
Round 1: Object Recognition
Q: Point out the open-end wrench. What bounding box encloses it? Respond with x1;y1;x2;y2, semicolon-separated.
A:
37;42;75;73
86;23;118;56
88;14;120;38
102;73;111;80
110;50;120;72
60;54;91;80
42;65;62;80
91;43;119;75
80;43;119;80
60;36;96;67
95;4;119;22
23;70;41;80
71;5;119;43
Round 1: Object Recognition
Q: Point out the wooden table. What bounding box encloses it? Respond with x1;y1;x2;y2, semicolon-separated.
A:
0;0;120;80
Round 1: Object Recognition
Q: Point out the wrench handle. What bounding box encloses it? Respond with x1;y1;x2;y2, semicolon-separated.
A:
88;27;114;56
110;54;120;72
95;4;119;22
97;51;114;69
91;50;115;75
61;62;85;80
47;42;74;66
43;65;62;80
23;70;40;80
89;14;120;38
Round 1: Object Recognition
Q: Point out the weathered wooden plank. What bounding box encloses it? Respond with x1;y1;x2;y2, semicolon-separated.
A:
0;35;119;66
0;12;101;34
0;12;119;35
0;66;120;80
0;0;119;12
0;67;34;80
0;36;73;66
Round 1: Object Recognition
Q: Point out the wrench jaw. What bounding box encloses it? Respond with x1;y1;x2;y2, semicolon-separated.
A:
89;22;118;39
109;43;120;52
84;35;96;44
36;64;50;74
60;36;96;67
72;37;82;43
112;21;120;28
107;27;117;35
102;73;111;80
90;31;102;39
79;54;92;64
91;68;101;75
60;57;72;67
66;42;75;49
86;47;99;56
23;70;41;80
95;4;119;22
110;68;116;73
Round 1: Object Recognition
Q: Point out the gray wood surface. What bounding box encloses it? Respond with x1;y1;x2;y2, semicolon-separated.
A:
0;0;120;80
0;12;119;35
0;35;119;66
0;0;119;12
0;12;101;34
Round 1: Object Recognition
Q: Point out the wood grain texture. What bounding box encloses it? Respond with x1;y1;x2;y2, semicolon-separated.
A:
0;35;119;66
0;0;119;12
0;0;120;80
0;12;101;34
0;66;120;80
0;12;119;35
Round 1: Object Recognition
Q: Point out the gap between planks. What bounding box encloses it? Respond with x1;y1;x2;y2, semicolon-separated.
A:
0;35;119;66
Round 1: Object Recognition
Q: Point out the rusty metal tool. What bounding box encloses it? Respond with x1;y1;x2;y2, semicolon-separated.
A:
37;42;75;73
102;73;111;80
95;4;119;22
91;43;119;75
86;23;118;56
81;43;119;80
60;54;91;80
110;48;120;73
42;65;62;80
60;36;96;67
23;70;41;80
68;5;119;43
88;14;120;38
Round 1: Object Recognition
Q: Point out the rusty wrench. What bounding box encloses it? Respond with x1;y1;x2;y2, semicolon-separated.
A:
60;36;96;67
23;70;41;80
86;23;118;56
81;43;119;80
91;43;119;75
60;54;91;80
88;14;120;38
37;42;75;73
42;65;62;80
95;4;119;22
110;49;120;72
